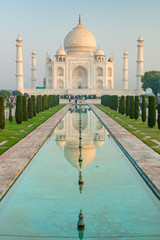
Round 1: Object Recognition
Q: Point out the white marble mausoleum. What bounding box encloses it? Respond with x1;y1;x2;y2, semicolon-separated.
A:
16;16;144;96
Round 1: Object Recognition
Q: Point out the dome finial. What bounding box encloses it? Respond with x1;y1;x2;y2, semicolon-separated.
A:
79;14;81;24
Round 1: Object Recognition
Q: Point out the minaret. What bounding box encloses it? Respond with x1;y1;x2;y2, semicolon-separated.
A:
16;35;24;90
122;50;128;89
136;35;144;90
31;50;37;89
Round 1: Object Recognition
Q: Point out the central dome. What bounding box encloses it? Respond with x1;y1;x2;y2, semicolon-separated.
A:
64;22;96;56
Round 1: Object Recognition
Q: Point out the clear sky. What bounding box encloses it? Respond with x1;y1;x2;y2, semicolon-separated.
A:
0;0;160;90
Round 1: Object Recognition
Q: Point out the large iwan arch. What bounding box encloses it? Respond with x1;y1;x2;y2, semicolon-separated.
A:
72;66;88;89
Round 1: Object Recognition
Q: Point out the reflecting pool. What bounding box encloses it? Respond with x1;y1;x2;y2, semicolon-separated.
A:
0;105;160;239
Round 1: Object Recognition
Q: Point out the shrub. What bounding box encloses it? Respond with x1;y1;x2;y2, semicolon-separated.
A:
31;95;36;117
158;104;160;129
129;96;134;119
134;96;139;120
126;95;130;116
16;95;23;124
148;96;156;128
22;95;28;121
28;98;33;119
142;95;146;123
0;96;5;130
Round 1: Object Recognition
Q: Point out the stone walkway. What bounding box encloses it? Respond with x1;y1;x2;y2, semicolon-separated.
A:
90;104;160;198
0;104;70;200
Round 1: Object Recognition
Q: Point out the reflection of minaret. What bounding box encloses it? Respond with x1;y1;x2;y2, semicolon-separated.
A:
77;209;85;240
79;171;84;193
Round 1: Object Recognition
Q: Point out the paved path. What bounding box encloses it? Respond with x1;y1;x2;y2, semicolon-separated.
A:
0;104;70;200
90;104;160;198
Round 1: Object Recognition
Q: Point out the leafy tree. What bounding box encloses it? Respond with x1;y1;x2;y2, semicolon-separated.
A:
148;96;156;128
24;93;29;98
134;96;139;120
141;71;160;99
129;96;134;119
0;90;11;99
9;103;13;126
31;95;36;117
142;95;146;123
0;96;5;130
28;98;33;119
158;104;160;130
12;90;22;96
16;95;23;124
126;95;130;116
22;95;28;121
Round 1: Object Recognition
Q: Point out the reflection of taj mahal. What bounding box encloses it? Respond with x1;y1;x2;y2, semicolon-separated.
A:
54;105;109;171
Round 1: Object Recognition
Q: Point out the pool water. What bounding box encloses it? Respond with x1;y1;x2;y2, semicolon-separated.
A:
0;105;160;239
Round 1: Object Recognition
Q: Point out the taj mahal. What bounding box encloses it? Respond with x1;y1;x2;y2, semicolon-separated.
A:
16;16;144;96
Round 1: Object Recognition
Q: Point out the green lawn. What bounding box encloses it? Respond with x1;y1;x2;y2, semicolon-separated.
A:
96;105;160;154
0;105;65;155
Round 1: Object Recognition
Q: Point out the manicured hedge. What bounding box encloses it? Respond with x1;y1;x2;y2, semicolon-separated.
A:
16;95;23;124
0;96;5;130
22;95;28;121
142;95;146;123
28;98;33;119
148;96;156;128
134;96;139;120
129;96;134;119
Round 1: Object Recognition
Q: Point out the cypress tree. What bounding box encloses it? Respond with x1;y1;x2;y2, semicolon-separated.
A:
47;95;50;109
22;95;28;121
36;95;39;113
9;103;13;126
49;95;53;108
16;95;23;124
53;95;56;106
39;95;42;112
134;96;139;120
148;96;156;128
0;96;5;130
157;104;160;130
57;95;59;105
118;97;121;113
126;95;130;116
28;98;33;119
142;95;146;123
130;96;134;119
31;95;36;117
43;95;48;110
42;95;45;111
121;96;125;114
114;95;118;111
